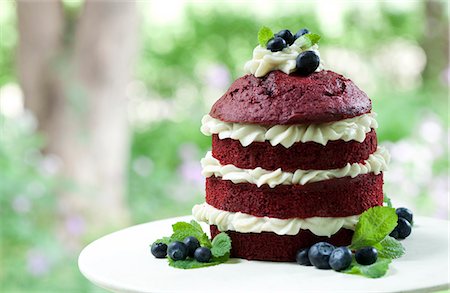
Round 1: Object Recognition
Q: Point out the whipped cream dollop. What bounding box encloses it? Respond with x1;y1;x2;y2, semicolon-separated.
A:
244;40;323;77
201;113;378;148
192;203;360;236
201;146;389;188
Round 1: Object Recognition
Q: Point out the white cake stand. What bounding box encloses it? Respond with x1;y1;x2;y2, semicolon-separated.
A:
78;216;449;293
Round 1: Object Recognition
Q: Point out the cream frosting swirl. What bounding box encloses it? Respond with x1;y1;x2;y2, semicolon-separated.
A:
201;113;378;147
201;147;389;188
192;203;360;236
244;40;323;77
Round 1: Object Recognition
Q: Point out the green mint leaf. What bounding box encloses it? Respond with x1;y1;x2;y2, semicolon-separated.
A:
350;206;398;249
171;221;212;248
377;236;405;259
211;232;232;258
343;258;391;278
168;253;230;269
383;194;393;208
258;26;274;47
190;220;203;231
296;33;321;49
153;236;171;245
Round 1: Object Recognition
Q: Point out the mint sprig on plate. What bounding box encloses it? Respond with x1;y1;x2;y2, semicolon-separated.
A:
342;206;405;278
152;220;232;269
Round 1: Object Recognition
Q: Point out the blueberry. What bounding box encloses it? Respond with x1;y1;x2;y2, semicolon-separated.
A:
194;247;212;263
355;247;378;265
294;28;310;39
389;228;399;239
151;242;167;258
308;242;335;269
295;248;312;266
167;241;188;261
275;29;295;45
183;236;200;257
296;51;320;76
391;217;412;239
396;207;413;224
267;37;287;52
328;247;353;271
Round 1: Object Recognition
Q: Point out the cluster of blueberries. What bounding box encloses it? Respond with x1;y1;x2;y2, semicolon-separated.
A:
389;207;413;239
266;28;320;76
296;207;413;271
296;242;379;271
151;236;212;263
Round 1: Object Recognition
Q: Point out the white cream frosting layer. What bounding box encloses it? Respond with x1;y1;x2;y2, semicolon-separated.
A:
201;147;389;188
192;203;360;236
201;113;378;147
244;42;324;78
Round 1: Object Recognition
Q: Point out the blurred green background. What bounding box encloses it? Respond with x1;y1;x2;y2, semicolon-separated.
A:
0;1;448;292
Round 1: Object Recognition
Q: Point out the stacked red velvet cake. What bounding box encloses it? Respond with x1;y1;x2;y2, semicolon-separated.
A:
193;33;389;262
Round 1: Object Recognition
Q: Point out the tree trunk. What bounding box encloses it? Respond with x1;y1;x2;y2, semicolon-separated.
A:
421;0;449;87
17;0;137;245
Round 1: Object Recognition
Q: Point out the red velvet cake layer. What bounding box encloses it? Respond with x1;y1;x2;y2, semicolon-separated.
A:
206;174;383;219
210;70;371;125
211;130;377;171
210;225;353;262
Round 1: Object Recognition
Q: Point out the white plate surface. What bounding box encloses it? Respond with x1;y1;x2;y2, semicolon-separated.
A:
79;216;449;293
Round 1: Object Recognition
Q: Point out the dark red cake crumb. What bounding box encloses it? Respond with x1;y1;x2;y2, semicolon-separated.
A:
210;225;354;262
210;70;371;125
206;174;383;219
211;130;377;171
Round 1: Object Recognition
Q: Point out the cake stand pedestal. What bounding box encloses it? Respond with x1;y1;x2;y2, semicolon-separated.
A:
79;216;449;293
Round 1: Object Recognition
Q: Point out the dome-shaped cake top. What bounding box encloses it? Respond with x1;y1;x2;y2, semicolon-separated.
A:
209;70;372;125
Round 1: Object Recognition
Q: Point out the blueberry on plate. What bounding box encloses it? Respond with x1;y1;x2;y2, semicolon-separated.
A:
267;37;287;52
294;28;310;39
308;242;335;269
151;242;167;258
296;50;320;76
329;247;352;271
183;236;200;257
355;247;378;265
167;241;188;261
389;228;399;239
396;207;413;225
275;29;295;45
391;217;412;239
194;247;212;263
295;248;312;266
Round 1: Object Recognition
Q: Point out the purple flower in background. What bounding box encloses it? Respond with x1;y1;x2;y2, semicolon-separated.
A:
178;143;204;186
441;66;450;85
65;215;86;237
11;195;31;214
26;250;51;277
179;161;203;185
132;156;154;177
204;64;231;90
